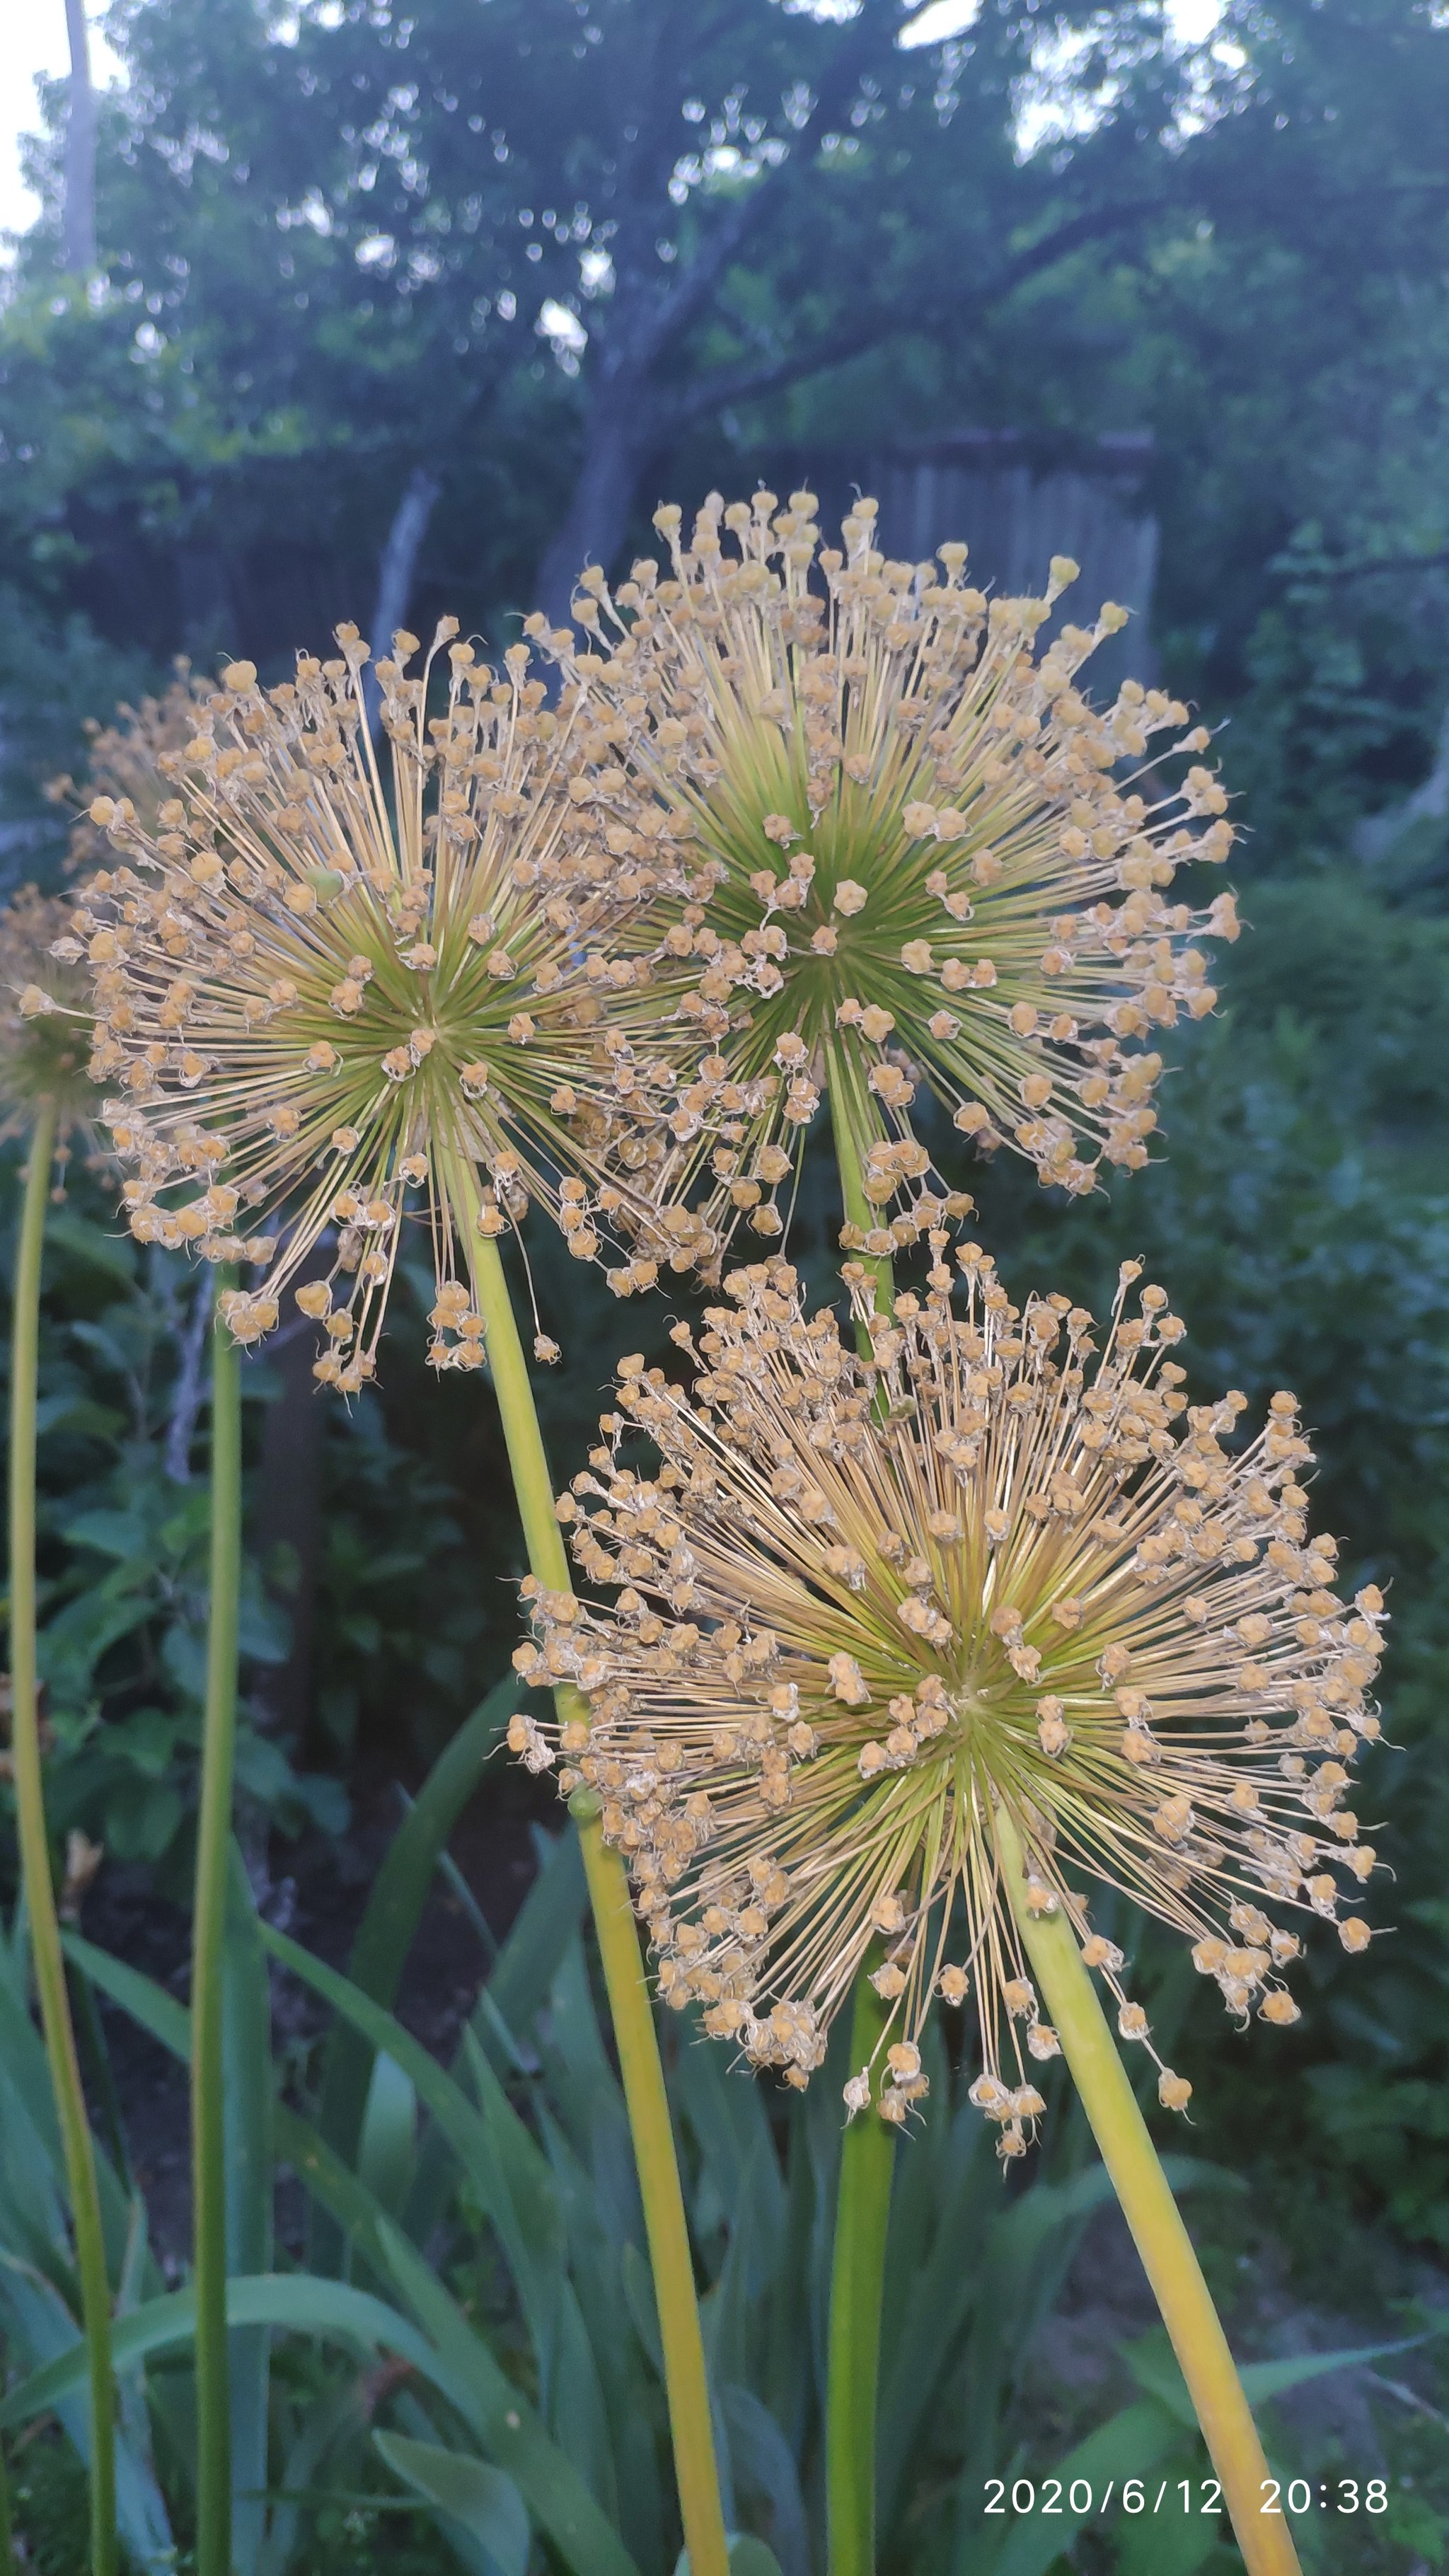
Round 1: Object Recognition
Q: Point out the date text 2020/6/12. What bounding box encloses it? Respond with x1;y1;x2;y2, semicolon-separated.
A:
982;2476;1391;2518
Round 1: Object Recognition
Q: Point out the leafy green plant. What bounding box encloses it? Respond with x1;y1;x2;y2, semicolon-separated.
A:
0;1693;1398;2576
0;1180;346;1869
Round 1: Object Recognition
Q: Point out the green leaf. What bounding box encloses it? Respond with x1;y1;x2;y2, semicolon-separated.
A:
369;2216;642;2576
224;1852;274;2576
1117;2485;1225;2576
357;2052;417;2217
236;1590;291;1664
674;2543;785;2576
0;2251;176;2565
60;1508;148;1559
108;1706;183;1780
982;2396;1186;2576
62;1932;190;2057
620;2241;663;2380
43;1209;139;1287
728;2546;787;2576
0;1932;134;2268
261;1912;574;2360
59;1939;420;2338
37;1590;154;1700
374;2431;529;2576
480;1822;588;2060
1242;2323;1449;2398
66;1922;572;2430
311;1679;513;2270
105;1779;184;1864
719;2388;807;2576
202;2069;638;2576
1122;2318;1449;2429
403;1823;589;2248
0;2275;474;2435
458;2026;568;2367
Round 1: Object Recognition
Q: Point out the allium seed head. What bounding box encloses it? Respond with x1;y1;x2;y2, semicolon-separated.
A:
518;1254;1382;2136
535;491;1237;1263
76;625;717;1382
0;886;103;1172
52;666;215;879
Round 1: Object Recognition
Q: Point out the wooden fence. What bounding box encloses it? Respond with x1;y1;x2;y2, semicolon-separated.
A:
765;431;1160;687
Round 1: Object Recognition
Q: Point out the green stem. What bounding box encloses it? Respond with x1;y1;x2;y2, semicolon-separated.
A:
8;1104;117;2576
994;1808;1301;2576
0;2432;16;2576
192;1270;242;2576
823;1036;894;1333
825;1971;894;2576
824;1053;897;2576
455;1189;729;2576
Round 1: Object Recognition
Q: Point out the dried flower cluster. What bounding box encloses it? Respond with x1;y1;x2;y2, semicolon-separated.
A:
513;1253;1382;2145
49;667;214;879
72;624;718;1385
533;491;1240;1261
0;886;103;1177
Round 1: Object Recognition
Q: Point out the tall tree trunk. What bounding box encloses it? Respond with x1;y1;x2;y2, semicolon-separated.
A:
62;0;98;275
535;398;654;634
364;465;440;730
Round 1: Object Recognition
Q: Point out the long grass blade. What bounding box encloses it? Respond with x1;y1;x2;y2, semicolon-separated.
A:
310;1677;513;2271
373;2430;529;2576
224;1854;274;2576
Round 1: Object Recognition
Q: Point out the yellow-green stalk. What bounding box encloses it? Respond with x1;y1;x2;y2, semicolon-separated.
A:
525;1254;1379;2576
448;1155;728;2576
190;1271;243;2576
8;1102;117;2576
995;1806;1301;2576
75;621;731;2574
0;2434;16;2575
824;1049;896;2576
830;1046;1300;2576
824;1968;894;2576
824;1027;1313;2575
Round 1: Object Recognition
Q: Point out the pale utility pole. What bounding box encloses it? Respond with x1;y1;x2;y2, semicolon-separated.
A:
62;0;98;272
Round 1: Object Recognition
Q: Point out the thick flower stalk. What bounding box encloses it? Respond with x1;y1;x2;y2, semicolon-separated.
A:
74;629;732;2575
72;622;713;1385
1;890;117;2576
517;1252;1382;2137
535;490;1239;1264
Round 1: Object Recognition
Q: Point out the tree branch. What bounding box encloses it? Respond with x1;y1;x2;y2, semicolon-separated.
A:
601;0;902;387
666;196;1168;427
1282;546;1449;584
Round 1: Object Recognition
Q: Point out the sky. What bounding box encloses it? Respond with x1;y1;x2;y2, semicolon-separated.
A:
0;2;122;246
0;0;1226;250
